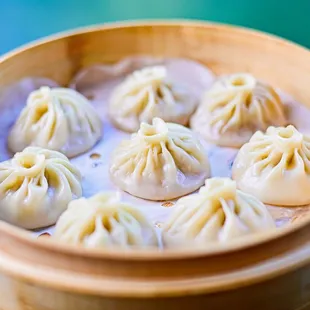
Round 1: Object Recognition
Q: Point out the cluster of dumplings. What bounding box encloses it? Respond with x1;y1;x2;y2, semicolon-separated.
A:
1;63;308;251
2;86;101;229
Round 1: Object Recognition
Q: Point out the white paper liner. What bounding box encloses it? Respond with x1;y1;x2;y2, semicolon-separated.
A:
0;56;310;243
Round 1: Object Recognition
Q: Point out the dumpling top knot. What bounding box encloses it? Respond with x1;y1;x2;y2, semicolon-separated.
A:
220;73;256;91
138;117;169;143
199;177;237;202
109;65;197;132
190;73;287;147
8;86;102;158
124;66;167;89
9;147;74;180
137;117;194;145
12;148;47;176
31;85;53;103
241;125;307;168
263;125;303;152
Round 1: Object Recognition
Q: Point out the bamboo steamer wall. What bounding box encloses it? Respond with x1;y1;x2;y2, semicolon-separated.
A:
1;270;310;310
1;21;310;310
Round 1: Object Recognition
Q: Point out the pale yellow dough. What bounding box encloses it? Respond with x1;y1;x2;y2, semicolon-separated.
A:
8;86;102;158
190;73;287;147
232;125;310;206
163;178;275;248
109;66;197;132
109;118;211;201
54;192;158;248
0;147;82;229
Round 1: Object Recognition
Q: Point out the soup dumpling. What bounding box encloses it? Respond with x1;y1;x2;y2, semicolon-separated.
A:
190;73;287;147
54;192;158;248
0;147;82;229
109;118;211;200
8;86;102;157
232;125;310;206
163;177;275;248
109;66;197;132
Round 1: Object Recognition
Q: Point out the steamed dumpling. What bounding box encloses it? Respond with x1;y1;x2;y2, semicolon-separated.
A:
232;125;310;206
109;118;211;200
54;192;158;248
190;73;287;147
0;147;82;229
163;178;275;248
109;66;197;132
8;86;102;157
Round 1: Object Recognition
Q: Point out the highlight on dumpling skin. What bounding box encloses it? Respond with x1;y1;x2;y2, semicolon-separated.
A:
0;147;82;229
190;73;287;148
232;125;310;206
54;192;158;248
8;86;102;158
109;118;211;201
162;178;275;248
109;66;197;133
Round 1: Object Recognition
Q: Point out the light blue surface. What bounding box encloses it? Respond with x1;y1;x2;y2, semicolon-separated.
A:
1;0;310;55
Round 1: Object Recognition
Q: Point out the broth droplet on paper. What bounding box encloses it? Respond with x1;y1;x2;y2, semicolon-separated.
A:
86;94;95;100
162;201;174;208
38;232;51;238
90;153;101;160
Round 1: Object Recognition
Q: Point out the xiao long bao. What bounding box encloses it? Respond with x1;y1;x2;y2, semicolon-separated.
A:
163;178;275;248
190;73;287;148
232;125;310;206
8;86;102;158
109;66;197;132
54;192;158;248
0;147;82;229
109;118;211;201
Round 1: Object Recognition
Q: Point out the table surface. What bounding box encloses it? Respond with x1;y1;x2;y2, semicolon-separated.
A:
1;0;310;55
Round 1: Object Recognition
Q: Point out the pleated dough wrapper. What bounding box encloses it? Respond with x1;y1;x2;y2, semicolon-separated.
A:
163;178;275;248
109;118;211;200
190;73;287;147
0;147;82;229
109;66;197;132
8;86;102;157
54;192;158;248
232;125;310;206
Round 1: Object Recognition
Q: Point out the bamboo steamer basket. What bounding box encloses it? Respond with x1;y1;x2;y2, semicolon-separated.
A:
1;21;310;310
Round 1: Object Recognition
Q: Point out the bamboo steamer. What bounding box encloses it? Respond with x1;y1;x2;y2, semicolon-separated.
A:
1;21;310;310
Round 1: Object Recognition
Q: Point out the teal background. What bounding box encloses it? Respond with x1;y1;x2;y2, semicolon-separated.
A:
1;0;310;55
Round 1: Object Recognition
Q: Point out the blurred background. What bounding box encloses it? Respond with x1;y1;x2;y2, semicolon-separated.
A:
1;0;310;55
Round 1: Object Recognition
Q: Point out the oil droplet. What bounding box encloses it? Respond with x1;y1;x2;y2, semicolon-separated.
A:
154;221;163;228
38;232;51;238
162;201;174;208
90;153;101;160
86;94;95;100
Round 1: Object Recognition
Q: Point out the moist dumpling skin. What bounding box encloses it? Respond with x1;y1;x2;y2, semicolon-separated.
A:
163;177;275;248
54;192;158;248
109;66;197;133
232;125;310;206
0;147;82;229
190;73;287;147
8;86;102;158
109;117;211;201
